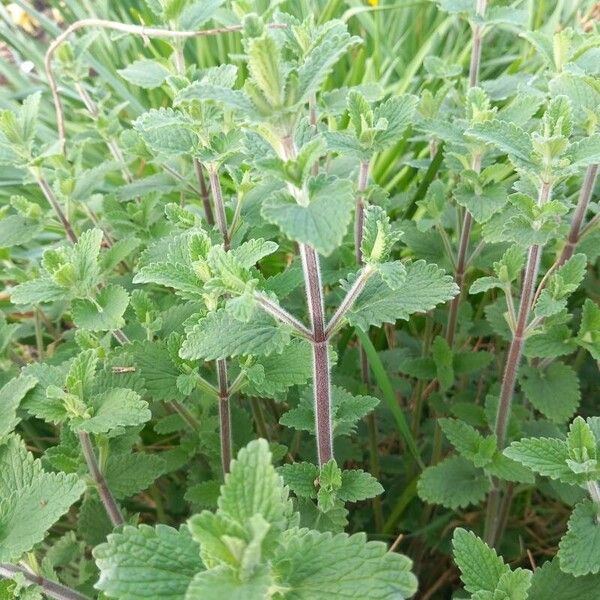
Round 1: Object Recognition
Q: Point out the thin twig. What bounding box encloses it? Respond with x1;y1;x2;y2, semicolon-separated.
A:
0;564;91;600
255;293;312;339
44;19;286;149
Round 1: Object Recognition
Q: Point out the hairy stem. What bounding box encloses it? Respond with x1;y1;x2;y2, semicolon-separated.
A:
78;431;124;527
194;159;215;226
281;134;333;465
0;564;91;600
557;163;598;266
255;293;312;338
485;181;552;546
469;0;487;88
217;358;232;474
168;400;200;431
31;169;78;243
207;166;230;250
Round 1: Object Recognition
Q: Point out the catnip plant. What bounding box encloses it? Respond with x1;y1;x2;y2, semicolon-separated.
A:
0;0;599;599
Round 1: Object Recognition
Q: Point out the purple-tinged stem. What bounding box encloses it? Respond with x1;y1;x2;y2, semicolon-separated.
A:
194;159;215;226
78;431;124;527
281;134;333;465
558;163;598;266
31;170;78;244
484;181;552;546
207;166;230;250
217;358;232;474
0;564;91;600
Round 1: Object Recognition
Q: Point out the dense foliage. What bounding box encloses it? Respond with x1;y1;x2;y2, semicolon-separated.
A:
0;0;599;598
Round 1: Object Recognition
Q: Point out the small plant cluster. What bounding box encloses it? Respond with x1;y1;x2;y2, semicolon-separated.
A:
0;0;599;598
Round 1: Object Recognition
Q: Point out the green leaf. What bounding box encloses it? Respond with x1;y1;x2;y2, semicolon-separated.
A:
133;262;201;298
72;228;104;292
71;284;130;332
180;310;292;361
117;59;171;89
185;566;271;600
261;176;354;256
519;363;580;423
279;462;319;499
0;435;85;562
577;299;600;359
94;525;202;600
558;500;600;576
246;339;312;397
418;456;490;509
361;205;402;264
338;470;383;502
275;528;417;599
280;385;378;438
568;134;600;168
195;439;293;532
72;388;150;434
175;82;255;114
180;0;224;29
0;376;37;440
468;120;534;168
133;108;197;155
296;31;362;104
372;94;418;149
105;452;167;499
529;556;600;600
0;214;41;248
439;419;496;468
431;336;454;391
247;33;283;107
452;528;510;595
504;437;576;483
346;260;458;330
454;181;508;224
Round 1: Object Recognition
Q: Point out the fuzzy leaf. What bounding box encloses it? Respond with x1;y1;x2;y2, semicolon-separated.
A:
133;108;197;155
118;59;170;89
529;556;600;600
0;376;37;440
71;284;129;332
519;363;580;423
337;470;383;502
468;120;534;168
261;177;354;256
558;500;600;576
180;310;292;361
504;437;575;483
94;525;202;600
418;456;490;509
452;528;510;595
0;436;85;562
346;260;458;330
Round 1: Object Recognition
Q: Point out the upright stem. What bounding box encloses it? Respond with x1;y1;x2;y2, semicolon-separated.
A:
31;170;78;243
194;159;215;226
485;181;552;546
78;431;124;527
0;564;91;600
207;166;230;250
558;163;598;266
217;358;232;474
301;243;333;465
281;134;333;466
445;0;487;346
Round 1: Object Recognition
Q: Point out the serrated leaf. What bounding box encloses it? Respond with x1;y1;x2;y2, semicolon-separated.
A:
275;528;417;599
452;528;510;595
504;437;576;483
577;299;600;359
529;556;600;600
338;470;383;502
431;336;454;391
133;262;201;298
418;456;490;509
247;33;283;107
185;565;271;600
94;524;202;600
118;59;170;89
0;376;37;439
105;452;166;499
519;363;580;423
180;310;292;361
346;260;458;330
0;436;84;562
439;419;496;468
133;108;197;155
454;181;508;224
175;82;255;114
179;0;224;29
279;462;319;499
71;284;129;332
372;94;418;149
558;500;600;576
72;388;150;434
261;177;354;256
568;134;600;168
280;385;378;438
468;120;534;168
